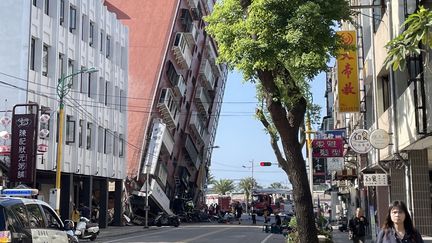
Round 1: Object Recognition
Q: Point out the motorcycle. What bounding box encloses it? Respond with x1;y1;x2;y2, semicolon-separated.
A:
75;217;100;241
154;212;180;227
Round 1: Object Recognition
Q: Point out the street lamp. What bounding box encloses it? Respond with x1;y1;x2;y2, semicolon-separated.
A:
242;160;254;214
55;67;98;213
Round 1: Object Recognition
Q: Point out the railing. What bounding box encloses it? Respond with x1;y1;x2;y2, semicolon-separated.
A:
157;88;180;129
200;60;215;90
195;87;211;116
172;33;193;69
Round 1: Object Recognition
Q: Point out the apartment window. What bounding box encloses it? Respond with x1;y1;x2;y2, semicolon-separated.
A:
106;35;111;58
119;134;124;157
113;132;118;156
30;38;35;70
381;76;390;111
59;0;65;25
78;120;83;148
98;126;104;153
88;72;92;98
119;89;124;113
104;129;113;154
89;22;95;46
44;0;49;15
33;0;37;6
99;78;104;104
42;44;48;76
86;123;92;150
167;61;178;86
80;66;88;94
372;0;386;33
69;5;76;33
65;115;75;144
100;31;104;52
105;81;110;106
58;54;64;78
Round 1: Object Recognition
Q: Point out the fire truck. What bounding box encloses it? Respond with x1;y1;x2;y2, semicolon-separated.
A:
251;189;292;216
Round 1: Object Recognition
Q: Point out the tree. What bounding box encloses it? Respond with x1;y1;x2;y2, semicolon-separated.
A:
205;1;350;242
385;6;432;71
238;177;256;207
269;182;283;189
207;172;217;185
213;179;235;195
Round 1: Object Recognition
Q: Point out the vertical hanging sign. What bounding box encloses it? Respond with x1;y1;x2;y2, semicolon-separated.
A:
10;114;37;183
337;30;360;112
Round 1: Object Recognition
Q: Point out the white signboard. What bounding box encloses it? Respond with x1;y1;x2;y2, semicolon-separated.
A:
327;157;344;171
143;120;166;175
363;173;388;186
349;129;372;154
150;180;173;214
369;129;390;149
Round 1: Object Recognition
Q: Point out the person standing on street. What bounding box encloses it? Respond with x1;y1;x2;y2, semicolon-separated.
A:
377;201;424;243
349;207;369;243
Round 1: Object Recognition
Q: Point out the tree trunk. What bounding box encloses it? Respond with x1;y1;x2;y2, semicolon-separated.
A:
258;70;318;243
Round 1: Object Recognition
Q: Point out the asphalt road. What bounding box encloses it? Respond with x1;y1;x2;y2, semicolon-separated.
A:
94;223;286;243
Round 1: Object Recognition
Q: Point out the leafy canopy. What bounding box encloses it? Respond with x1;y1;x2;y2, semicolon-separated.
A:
205;0;351;81
213;179;235;195
385;6;432;71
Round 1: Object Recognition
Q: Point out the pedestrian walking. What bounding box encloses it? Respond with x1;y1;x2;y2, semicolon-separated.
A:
235;202;243;224
348;207;369;243
376;201;424;243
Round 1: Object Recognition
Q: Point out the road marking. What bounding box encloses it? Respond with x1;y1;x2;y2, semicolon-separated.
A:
102;227;180;243
182;227;230;242
260;233;274;243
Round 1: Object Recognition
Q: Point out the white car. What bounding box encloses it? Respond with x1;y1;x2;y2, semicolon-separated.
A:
0;191;74;243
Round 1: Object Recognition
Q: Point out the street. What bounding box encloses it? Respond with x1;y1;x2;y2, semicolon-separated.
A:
95;216;286;243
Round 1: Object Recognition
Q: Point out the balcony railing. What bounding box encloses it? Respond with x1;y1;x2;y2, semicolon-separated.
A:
169;73;187;97
184;23;198;46
190;112;207;144
157;88;180;129
195;87;211;116
172;33;193;69
200;59;215;90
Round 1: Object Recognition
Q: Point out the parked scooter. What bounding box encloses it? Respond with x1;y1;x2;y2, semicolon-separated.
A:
75;217;100;241
154;212;180;227
64;220;79;243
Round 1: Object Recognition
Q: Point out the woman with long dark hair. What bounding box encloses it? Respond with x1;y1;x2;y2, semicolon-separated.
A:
377;201;423;243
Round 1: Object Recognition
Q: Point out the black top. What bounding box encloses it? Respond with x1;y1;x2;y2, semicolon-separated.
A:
377;227;424;243
349;216;369;237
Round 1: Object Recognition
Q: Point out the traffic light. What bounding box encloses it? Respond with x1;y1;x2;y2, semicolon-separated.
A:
260;162;272;166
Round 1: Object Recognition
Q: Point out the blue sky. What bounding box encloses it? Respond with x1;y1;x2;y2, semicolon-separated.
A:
210;70;326;188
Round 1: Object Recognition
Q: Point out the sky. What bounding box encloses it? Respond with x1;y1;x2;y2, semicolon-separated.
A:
210;70;326;189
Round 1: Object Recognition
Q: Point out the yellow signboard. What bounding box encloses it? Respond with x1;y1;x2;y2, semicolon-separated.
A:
337;31;360;113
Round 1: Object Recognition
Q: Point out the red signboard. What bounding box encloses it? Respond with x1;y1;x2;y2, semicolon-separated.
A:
312;139;344;158
9;114;37;183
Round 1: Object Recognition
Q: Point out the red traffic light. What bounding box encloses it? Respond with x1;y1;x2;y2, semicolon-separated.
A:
260;162;272;166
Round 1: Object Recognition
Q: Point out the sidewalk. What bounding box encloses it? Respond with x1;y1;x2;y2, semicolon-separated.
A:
332;228;432;243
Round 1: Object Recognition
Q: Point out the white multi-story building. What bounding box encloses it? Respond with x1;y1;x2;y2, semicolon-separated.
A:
0;0;128;227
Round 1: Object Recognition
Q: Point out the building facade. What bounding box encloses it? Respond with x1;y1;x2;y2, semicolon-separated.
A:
0;0;128;227
323;0;432;238
106;0;227;215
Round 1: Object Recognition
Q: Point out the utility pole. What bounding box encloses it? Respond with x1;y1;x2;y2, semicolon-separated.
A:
55;68;98;214
305;113;314;199
144;164;150;228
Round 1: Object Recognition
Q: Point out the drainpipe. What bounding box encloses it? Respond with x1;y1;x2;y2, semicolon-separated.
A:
386;0;412;214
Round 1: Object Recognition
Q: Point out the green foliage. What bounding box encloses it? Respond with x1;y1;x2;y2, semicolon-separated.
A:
269;182;283;189
239;177;256;203
205;0;348;124
206;0;350;80
207;172;216;185
385;6;432;71
213;179;235;195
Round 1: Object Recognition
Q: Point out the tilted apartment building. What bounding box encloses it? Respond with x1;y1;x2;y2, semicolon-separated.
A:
106;0;227;214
